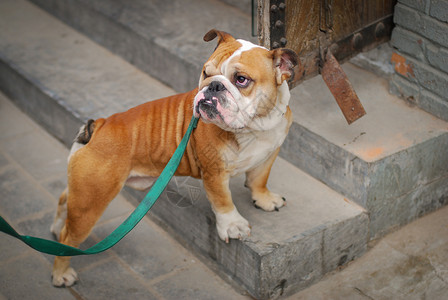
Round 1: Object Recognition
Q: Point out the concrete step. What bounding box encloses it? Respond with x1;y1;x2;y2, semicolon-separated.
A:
127;158;369;298
29;0;256;93
284;63;448;238
0;0;176;146
0;1;368;298
28;0;448;239
218;0;253;16
126;157;368;299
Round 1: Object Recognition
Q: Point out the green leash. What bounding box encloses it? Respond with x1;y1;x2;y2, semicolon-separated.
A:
0;116;199;256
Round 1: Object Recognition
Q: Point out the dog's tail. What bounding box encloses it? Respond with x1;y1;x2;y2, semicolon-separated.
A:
75;119;95;145
67;119;98;164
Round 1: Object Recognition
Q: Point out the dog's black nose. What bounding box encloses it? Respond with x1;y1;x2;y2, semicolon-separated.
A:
208;81;225;93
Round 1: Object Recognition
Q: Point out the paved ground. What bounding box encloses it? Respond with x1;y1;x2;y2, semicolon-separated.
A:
1;91;447;299
292;206;448;299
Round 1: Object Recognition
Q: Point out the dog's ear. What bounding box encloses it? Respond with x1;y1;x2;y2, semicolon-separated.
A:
270;48;299;85
203;29;235;45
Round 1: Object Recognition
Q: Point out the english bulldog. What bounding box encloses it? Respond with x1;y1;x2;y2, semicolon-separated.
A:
50;29;298;287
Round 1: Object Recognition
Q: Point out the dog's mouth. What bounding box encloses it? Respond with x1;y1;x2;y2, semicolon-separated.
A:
193;84;247;130
196;97;222;121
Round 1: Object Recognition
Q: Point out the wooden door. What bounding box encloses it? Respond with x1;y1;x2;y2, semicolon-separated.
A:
258;0;396;87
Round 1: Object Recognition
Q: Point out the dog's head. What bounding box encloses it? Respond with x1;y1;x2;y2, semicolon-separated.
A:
193;29;298;131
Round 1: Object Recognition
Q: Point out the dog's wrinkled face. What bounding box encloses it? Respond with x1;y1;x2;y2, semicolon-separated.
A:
193;29;298;131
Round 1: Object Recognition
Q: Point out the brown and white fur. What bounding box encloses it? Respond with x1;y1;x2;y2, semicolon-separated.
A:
50;29;298;287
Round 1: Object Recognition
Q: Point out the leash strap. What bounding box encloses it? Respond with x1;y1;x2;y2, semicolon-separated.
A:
0;116;199;256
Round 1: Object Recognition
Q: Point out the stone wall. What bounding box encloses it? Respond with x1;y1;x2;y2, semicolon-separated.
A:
390;0;448;121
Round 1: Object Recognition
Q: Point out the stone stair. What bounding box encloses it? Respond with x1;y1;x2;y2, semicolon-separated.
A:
28;0;257;93
0;0;446;299
285;65;448;238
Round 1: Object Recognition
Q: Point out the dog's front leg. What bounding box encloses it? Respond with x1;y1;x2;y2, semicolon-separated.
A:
202;172;250;243
245;148;286;212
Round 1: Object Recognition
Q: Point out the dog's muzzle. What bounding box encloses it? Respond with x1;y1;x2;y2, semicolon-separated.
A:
197;97;219;119
196;81;228;120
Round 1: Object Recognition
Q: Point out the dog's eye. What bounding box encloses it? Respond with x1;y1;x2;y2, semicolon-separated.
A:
235;75;250;88
203;70;209;79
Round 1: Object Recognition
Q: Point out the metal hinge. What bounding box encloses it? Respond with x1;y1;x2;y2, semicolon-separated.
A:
269;0;287;49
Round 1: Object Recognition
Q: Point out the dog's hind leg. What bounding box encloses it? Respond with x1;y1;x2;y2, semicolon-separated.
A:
50;188;68;241
51;120;95;241
51;119;103;286
52;150;128;287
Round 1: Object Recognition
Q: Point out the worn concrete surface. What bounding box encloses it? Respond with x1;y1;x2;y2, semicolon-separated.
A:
142;157;368;298
0;0;176;146
0;92;248;299
29;0;255;92
291;204;448;300
288;62;447;179
284;62;448;237
350;43;395;79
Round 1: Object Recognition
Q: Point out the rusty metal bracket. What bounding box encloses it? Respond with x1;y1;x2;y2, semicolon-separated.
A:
269;0;287;49
329;16;394;63
321;50;366;124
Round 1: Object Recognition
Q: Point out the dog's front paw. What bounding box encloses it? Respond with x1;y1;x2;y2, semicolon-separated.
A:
253;191;286;212
215;208;251;243
52;267;78;287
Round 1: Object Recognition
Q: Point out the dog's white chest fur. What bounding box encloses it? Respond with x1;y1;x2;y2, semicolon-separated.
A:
227;81;291;175
228;115;289;176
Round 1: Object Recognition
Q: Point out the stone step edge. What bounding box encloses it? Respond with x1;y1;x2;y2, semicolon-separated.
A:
0;53;84;146
122;180;369;299
29;0;254;93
